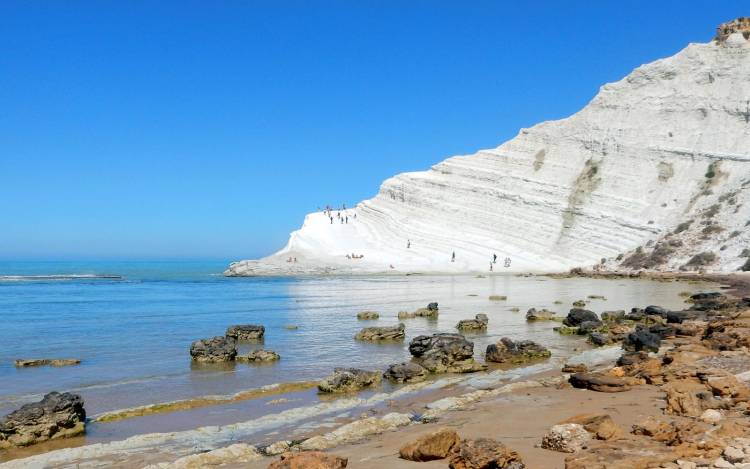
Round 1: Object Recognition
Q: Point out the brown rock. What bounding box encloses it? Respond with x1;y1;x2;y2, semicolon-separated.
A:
562;363;587;373
267;451;347;469
663;379;707;416
448;438;525;469
564;436;677;469
561;413;623;440
568;373;632;393
399;428;459;461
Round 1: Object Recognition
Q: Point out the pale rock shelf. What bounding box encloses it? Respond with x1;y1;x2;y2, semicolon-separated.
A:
227;26;750;276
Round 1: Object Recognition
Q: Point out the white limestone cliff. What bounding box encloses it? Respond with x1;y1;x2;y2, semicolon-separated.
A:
227;23;750;276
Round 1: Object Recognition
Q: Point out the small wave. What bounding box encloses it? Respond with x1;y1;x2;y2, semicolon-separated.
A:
0;274;123;282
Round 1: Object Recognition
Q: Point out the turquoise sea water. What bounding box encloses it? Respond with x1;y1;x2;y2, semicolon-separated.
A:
0;260;711;456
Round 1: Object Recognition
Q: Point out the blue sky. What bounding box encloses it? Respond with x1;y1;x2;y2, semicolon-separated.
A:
1;1;746;260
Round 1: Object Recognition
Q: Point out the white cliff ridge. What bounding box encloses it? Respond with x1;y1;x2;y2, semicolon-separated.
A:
227;21;750;276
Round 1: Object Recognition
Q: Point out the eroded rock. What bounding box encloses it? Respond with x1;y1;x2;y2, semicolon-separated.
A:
485;338;551;364
448;438;525;469
409;333;485;373
564;309;600;327
356;311;379;320
318;368;381;393
189;336;237;362
399;427;459;461
457;314;489;331
225;324;265;341
383;362;428;383
526;308;556;321
541;423;591;453
0;392;86;448
237;349;280;362
569;373;632;393
268;451;347;469
354;323;405;341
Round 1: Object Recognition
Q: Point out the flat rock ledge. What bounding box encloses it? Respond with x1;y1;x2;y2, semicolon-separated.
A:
354;323;406;341
237;349;280;362
14;359;80;367
0;391;86;449
456;314;489;331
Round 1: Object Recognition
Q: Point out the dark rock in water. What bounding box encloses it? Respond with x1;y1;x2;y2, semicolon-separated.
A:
569;373;631;393
623;330;661;353
690;292;722;301
601;310;625;323
413;303;439;318
644;305;669;318
383;362;428;383
236;349;280;362
617;351;649;366
578;321;603;335
225;324;265;341
588;332;611;347
648;324;676;339
355;323;406;341
456;314;489;331
485;338;551;364
563;309;600;327
409;333;485;373
526;308;556;321
0;392;86;448
318;368;381;393
190;336;237;362
427;302;439;311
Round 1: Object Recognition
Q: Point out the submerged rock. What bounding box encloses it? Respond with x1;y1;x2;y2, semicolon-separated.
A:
318;368;381;393
225;324;265;341
0;392;86;448
354;323;405;341
356;311;379;320
456;314;489;331
601;310;626;323
489;295;507;301
485;338;551;364
563;308;600;327
398;310;417;319
409;333;485;373
190;336;237;362
268;451;347;469
525;308;556;321
399;427;459;461
413;302;439;318
14;359;80;367
236;349;280;362
448;438;525;469
383;362;428;383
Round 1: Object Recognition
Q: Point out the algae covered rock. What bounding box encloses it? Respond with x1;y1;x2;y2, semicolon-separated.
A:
485;338;551;364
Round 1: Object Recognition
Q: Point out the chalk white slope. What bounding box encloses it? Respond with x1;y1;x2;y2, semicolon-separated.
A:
227;33;750;276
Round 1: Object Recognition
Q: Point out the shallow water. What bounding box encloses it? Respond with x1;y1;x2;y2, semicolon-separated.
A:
0;261;713;461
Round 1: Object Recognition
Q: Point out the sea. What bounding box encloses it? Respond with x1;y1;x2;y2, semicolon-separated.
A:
0;260;714;464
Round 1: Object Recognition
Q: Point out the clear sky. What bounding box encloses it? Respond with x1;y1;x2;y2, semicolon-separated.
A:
1;1;746;260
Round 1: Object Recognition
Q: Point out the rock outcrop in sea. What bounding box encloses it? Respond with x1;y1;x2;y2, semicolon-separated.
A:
226;24;750;276
0;392;86;448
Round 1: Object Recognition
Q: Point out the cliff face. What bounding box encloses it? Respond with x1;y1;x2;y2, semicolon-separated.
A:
226;26;750;276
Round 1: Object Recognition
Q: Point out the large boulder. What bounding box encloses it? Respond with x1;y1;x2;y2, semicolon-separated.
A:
409;333;485;373
383;362;428;383
485;338;551;364
0;392;86;448
541;423;590;453
225;324;265;341
268;451;347;469
354;323;405;341
560;413;623;440
448;438;525;469
563;309;600;327
399;427;459;461
622;330;661;353
190;336;237;362
456;314;489;331
318;368;381;393
526;308;556;321
644;305;669;317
